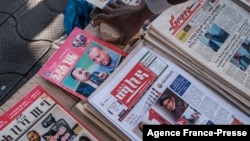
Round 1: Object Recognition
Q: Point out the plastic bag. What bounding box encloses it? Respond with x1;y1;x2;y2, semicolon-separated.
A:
64;0;93;35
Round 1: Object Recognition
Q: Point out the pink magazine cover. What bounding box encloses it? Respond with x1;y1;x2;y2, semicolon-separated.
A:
38;27;128;102
0;85;100;141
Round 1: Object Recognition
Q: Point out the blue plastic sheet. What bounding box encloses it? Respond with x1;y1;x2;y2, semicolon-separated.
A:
64;0;94;35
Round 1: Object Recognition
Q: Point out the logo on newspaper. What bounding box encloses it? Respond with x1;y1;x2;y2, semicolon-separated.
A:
169;1;202;35
111;62;157;109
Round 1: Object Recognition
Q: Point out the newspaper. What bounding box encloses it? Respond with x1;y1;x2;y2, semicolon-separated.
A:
143;33;250;115
148;0;250;101
145;28;250;115
88;41;250;140
0;85;99;141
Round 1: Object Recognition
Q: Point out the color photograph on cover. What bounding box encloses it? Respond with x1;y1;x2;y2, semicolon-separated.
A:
62;39;121;98
72;34;87;48
200;23;229;52
230;39;250;71
19;105;96;141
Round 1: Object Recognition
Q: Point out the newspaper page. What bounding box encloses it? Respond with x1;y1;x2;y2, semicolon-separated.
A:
145;29;250;114
148;0;250;100
88;42;250;141
0;85;100;141
143;33;250;115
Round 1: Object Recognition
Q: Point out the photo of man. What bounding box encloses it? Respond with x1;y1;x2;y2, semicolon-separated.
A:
230;39;250;71
62;41;122;97
200;23;229;52
27;130;46;141
70;67;110;97
71;67;109;86
87;45;121;73
72;34;87;48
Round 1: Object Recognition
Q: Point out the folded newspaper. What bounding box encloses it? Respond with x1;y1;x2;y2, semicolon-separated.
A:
86;40;250;141
146;0;250;113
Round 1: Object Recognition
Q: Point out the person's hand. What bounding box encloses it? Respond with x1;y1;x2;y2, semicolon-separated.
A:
93;0;154;45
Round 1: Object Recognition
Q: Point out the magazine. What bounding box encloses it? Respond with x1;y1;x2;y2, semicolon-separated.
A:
87;40;250;140
38;27;127;101
147;0;250;110
0;85;100;141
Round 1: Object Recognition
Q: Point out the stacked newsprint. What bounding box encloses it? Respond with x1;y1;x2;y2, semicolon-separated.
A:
145;0;250;114
73;0;250;140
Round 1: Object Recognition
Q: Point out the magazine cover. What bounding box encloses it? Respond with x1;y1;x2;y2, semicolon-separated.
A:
38;27;127;101
0;85;100;141
88;41;250;141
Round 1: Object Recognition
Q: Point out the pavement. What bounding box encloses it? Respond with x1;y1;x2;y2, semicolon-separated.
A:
0;0;69;105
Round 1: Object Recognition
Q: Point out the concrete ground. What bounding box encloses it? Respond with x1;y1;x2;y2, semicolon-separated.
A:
0;0;69;105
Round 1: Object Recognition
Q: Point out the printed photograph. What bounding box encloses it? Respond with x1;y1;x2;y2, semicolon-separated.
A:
176;107;201;125
157;88;189;122
72;34;87;48
230;39;250;71
200;23;229;52
176;24;195;43
19;106;91;141
62;41;121;97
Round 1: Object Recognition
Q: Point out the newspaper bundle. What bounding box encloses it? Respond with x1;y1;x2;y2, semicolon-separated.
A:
146;0;250;114
87;41;250;141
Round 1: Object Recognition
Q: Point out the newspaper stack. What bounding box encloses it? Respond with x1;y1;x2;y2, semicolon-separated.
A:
145;0;250;115
86;40;250;140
